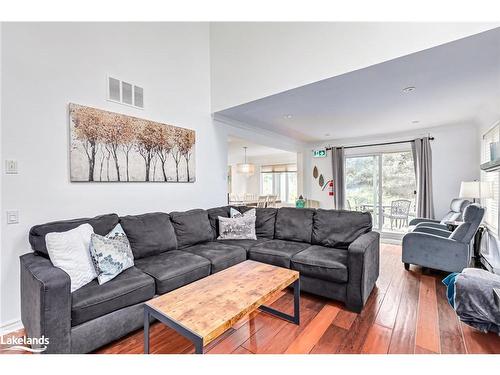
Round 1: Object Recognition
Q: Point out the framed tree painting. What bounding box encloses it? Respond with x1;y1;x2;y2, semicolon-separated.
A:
69;103;195;182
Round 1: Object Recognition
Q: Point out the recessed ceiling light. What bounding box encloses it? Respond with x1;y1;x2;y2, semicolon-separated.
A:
284;114;293;119
403;86;416;93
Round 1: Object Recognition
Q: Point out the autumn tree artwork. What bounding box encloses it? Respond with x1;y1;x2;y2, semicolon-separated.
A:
69;104;196;182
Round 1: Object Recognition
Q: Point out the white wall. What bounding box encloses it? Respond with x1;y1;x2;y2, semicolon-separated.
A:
210;23;499;111
0;23;228;329
304;121;481;218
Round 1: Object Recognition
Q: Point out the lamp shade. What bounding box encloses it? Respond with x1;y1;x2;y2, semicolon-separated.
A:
236;163;255;176
459;181;493;199
236;146;255;176
459;181;480;199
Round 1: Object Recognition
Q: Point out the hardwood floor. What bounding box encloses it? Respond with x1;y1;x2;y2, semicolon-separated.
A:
95;243;500;354
4;244;499;354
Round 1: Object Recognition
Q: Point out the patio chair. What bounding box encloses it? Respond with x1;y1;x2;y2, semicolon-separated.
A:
384;199;411;230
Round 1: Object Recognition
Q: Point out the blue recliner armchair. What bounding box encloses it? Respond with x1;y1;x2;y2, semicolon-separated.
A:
402;204;485;273
408;198;470;232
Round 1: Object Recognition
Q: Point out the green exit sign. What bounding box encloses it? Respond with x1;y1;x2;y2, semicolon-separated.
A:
313;149;327;158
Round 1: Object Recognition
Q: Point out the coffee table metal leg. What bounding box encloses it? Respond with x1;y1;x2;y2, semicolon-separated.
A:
145;305;204;354
293;278;300;325
194;337;204;354
144;309;150;354
259;278;300;325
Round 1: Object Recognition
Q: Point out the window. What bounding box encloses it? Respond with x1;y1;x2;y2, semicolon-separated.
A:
481;123;500;234
260;164;297;203
345;149;416;233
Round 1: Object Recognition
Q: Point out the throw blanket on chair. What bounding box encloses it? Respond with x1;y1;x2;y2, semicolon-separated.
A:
443;268;500;335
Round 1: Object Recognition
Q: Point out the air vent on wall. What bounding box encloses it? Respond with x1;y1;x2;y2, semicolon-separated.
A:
107;76;144;109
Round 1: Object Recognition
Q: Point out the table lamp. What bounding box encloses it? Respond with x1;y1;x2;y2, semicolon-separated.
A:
459;181;493;203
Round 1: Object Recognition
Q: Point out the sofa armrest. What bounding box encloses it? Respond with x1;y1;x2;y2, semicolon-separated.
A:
346;231;380;312
402;232;469;273
20;253;72;353
412;226;451;238
409;218;440;226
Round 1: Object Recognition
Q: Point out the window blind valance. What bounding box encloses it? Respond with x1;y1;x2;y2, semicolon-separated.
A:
260;164;297;173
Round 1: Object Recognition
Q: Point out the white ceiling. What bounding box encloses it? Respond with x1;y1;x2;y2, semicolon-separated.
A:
215;28;500;143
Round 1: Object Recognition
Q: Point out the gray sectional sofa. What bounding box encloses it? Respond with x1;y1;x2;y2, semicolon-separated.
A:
20;206;380;353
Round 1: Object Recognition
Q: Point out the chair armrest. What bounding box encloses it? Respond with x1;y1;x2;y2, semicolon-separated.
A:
20;253;72;353
413;226;451;238
415;222;449;231
409;218;440;226
402;232;469;273
346;231;380;312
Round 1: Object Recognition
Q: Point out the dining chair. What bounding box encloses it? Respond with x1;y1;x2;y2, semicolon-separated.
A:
244;193;255;202
266;195;278;208
257;195;268;208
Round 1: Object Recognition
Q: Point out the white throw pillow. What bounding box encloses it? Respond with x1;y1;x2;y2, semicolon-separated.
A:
218;215;257;240
45;223;97;292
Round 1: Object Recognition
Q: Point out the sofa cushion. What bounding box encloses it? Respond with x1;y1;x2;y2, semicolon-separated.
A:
248;239;311;268
207;206;231;239
182;242;246;273
71;266;155;326
237;207;277;239
135;250;211;294
120;213;177;259
274;207;314;243
170;209;214;249
29;213;119;257
291;245;348;283
312;209;372;249
216;238;271;251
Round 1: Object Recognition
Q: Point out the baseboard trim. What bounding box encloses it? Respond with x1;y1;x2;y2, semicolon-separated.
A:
0;319;24;335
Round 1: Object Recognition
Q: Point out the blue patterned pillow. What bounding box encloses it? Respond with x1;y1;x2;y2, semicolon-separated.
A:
89;224;134;284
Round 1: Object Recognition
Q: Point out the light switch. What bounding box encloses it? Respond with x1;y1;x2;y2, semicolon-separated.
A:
6;210;19;224
5;160;18;174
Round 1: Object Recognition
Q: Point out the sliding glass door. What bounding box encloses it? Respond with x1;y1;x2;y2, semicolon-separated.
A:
345;151;416;234
345;155;381;229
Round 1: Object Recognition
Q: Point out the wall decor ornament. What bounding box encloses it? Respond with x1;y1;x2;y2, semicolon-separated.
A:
318;174;324;187
313;166;319;179
69;103;195;182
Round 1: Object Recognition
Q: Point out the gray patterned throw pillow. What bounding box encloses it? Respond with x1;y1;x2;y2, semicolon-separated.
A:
89;224;134;284
217;215;257;240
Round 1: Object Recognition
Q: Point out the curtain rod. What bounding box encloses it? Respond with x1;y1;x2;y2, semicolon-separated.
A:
325;137;434;151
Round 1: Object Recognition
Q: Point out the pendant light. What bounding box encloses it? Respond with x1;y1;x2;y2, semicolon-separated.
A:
236;147;255;176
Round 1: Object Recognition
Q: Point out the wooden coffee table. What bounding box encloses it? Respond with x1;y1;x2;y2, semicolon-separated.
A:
143;260;300;354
